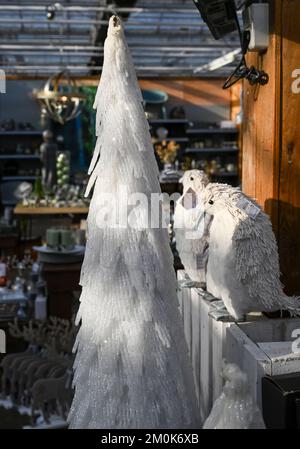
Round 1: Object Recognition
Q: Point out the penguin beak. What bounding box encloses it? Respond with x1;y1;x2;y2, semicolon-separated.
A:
112;16;119;27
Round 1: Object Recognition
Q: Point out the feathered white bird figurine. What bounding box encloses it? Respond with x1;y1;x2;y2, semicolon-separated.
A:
198;182;300;320
203;362;265;429
174;170;211;287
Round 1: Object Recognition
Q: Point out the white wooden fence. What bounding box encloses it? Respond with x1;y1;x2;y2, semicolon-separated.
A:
177;270;300;424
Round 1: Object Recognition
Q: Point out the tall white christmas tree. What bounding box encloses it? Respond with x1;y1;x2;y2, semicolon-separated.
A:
68;16;199;429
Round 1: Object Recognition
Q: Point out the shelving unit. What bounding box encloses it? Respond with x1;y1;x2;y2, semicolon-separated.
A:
2;176;37;181
0;155;40;160
211;172;238;178
0;131;43;137
14;206;89;215
185;147;238;154
184;125;239;186
0;130;43;206
186;127;238;135
154;138;189;143
149;119;240;187
149;119;189;125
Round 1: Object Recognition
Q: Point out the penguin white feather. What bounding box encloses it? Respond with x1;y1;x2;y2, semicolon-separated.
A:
174;170;211;286
200;182;300;320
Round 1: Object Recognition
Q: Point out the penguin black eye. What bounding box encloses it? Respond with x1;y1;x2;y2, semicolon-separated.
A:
208;200;214;205
190;176;194;181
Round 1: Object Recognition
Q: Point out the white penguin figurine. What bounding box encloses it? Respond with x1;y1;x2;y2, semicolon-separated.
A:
203;362;266;429
174;170;211;287
199;182;300;320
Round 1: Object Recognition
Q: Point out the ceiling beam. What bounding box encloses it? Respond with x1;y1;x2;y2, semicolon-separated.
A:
0;50;226;59
0;6;198;14
0;44;236;51
0;19;205;28
1;65;235;75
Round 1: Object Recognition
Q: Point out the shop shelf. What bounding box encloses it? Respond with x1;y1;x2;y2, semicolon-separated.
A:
0;154;40;160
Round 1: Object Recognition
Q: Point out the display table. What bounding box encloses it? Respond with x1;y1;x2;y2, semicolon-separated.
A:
13;206;89;240
14;206;89;215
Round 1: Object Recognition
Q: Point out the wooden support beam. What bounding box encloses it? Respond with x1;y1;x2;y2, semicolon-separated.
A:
242;0;300;295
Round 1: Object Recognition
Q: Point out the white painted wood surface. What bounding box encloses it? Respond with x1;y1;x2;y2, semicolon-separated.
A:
177;270;300;423
226;318;300;407
225;323;272;407
177;270;233;423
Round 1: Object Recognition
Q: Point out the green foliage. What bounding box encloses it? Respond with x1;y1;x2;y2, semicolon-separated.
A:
34;177;44;200
80;86;97;155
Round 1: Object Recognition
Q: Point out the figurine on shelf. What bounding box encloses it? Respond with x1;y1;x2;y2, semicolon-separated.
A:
155;140;181;182
40;130;58;188
14;182;33;207
169;106;186;119
155;140;179;165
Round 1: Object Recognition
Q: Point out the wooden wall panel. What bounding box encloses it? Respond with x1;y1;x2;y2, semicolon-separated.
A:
76;78;230;108
139;79;230;107
242;0;282;228
230;83;241;122
278;0;300;294
75;77;231;121
242;0;300;294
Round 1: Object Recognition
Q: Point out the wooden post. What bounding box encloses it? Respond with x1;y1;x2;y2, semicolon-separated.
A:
242;0;300;295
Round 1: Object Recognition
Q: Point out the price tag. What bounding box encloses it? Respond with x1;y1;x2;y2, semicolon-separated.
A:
236;197;261;219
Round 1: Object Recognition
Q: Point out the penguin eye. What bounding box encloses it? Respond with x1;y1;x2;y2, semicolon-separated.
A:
208;200;214;205
190;176;194;181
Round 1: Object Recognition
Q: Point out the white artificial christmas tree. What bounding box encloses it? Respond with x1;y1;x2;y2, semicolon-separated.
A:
68;16;200;429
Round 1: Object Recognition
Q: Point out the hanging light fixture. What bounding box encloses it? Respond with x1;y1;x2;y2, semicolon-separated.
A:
35;70;86;125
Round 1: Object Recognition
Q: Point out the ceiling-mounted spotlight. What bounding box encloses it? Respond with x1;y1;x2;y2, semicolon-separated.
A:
46;5;55;20
46;3;63;21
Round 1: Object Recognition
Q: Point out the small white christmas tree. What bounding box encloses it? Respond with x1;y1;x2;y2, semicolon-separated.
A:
68;16;199;429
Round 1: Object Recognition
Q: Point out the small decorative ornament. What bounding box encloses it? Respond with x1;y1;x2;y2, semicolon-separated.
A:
40;130;58;188
35;71;86;125
154;138;181;182
203;362;265;429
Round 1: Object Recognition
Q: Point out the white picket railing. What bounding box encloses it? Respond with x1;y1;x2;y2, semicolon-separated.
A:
177;270;300;424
